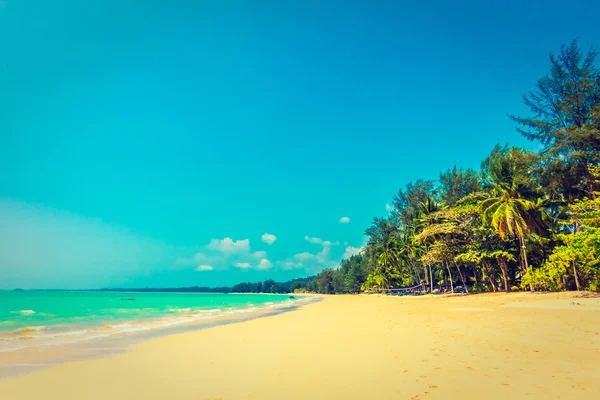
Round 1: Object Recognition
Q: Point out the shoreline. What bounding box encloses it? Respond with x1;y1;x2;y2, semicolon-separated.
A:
1;292;599;399
0;296;320;380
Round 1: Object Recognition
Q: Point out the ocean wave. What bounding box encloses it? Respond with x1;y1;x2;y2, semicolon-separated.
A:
14;326;47;334
168;308;191;313
236;307;258;313
1;297;313;353
10;310;36;316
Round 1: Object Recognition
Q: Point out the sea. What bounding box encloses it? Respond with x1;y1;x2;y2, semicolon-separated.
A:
0;291;314;377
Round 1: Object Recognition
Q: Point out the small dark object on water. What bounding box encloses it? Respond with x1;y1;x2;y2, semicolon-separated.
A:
120;298;135;301
289;296;295;299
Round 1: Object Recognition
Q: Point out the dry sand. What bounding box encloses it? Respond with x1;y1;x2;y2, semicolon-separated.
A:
0;292;599;399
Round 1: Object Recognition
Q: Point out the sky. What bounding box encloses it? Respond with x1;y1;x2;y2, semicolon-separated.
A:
1;0;599;289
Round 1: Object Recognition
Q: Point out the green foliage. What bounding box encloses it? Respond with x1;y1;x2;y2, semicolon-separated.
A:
316;269;335;294
542;179;600;290
391;180;437;226
509;39;600;200
439;166;483;206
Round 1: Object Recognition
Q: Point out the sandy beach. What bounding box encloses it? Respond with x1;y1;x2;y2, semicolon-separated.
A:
0;292;599;399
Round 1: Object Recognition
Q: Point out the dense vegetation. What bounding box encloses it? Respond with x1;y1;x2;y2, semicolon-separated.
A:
299;40;600;294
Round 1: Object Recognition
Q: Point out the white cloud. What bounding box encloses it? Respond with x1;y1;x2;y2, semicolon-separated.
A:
287;246;337;274
280;261;304;270
234;262;252;269
294;247;330;264
343;246;364;260
196;265;213;271
317;246;331;262
344;241;349;246
294;252;315;261
386;203;394;212
304;235;322;244
253;250;267;258
261;233;277;245
339;216;350;223
304;236;339;246
206;237;250;253
257;258;273;270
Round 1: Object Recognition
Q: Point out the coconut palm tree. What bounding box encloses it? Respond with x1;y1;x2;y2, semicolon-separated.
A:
364;217;398;270
481;195;536;269
481;150;540;289
378;236;401;272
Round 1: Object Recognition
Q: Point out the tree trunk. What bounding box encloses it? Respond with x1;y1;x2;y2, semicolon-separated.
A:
455;262;469;294
446;263;454;293
572;223;582;291
498;256;510;292
483;263;497;292
585;166;597;200
411;261;421;284
429;264;434;293
519;237;533;292
572;261;581;291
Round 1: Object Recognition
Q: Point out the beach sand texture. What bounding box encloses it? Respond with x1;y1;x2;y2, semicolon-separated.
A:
0;292;598;399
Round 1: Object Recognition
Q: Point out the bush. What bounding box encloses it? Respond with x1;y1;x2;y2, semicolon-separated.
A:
470;283;489;293
521;267;560;291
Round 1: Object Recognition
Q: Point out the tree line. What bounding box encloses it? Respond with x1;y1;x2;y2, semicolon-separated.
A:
296;40;600;294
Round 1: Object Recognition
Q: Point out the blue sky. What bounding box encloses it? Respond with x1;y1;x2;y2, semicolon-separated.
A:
1;0;599;289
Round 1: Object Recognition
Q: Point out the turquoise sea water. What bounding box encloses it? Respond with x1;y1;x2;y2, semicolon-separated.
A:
0;291;311;378
0;291;296;332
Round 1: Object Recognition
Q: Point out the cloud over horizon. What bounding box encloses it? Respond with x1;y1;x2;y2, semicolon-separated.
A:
253;250;267;258
261;233;277;245
290;246;336;273
304;236;340;247
343;246;363;260
257;259;273;270
339;216;350;223
206;237;250;253
0;199;356;288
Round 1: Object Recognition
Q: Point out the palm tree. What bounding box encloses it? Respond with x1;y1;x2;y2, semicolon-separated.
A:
480;151;540;289
397;230;423;284
481;195;536;269
378;236;401;272
364;217;398;271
